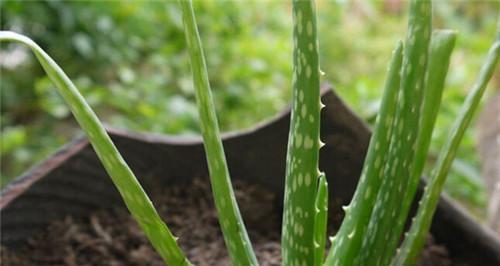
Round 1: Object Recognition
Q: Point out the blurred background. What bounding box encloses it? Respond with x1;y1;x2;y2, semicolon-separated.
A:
0;0;498;222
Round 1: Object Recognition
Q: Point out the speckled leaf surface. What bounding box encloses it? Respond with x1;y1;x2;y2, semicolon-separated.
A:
381;29;456;265
356;1;432;265
393;37;500;266
281;0;323;265
313;173;328;266
324;41;403;266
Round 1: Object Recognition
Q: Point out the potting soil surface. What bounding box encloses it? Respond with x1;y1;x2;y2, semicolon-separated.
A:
2;177;458;266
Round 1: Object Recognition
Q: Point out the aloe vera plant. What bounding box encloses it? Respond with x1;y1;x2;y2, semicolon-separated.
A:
2;0;498;265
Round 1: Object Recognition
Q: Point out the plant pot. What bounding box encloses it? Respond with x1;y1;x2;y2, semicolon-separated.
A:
1;87;499;265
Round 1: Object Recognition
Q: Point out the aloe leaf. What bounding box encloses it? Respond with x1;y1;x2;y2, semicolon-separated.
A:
313;174;328;266
0;31;191;266
324;40;403;266
379;29;456;265
356;1;432;265
281;0;322;265
392;37;500;266
179;1;258;265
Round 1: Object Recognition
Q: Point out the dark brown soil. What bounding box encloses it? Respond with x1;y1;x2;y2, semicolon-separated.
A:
1;177;455;266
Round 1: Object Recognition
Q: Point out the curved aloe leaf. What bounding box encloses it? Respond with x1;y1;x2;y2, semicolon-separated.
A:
281;0;322;265
392;37;500;266
0;31;191;266
179;1;258;265
380;29;456;265
324;40;403;266
356;1;432;265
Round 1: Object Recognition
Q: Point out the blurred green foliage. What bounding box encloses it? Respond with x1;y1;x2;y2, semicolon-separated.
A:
1;0;498;216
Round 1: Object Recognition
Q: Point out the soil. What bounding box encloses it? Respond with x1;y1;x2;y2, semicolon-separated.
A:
1;177;456;266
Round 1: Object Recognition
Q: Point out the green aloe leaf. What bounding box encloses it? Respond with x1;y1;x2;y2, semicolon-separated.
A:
281;0;322;265
392;36;500;266
313;173;328;266
0;31;191;266
324;40;403;266
380;29;456;265
179;1;258;265
356;1;432;265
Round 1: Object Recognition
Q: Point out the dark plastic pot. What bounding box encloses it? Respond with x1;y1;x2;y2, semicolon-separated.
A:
1;87;499;265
